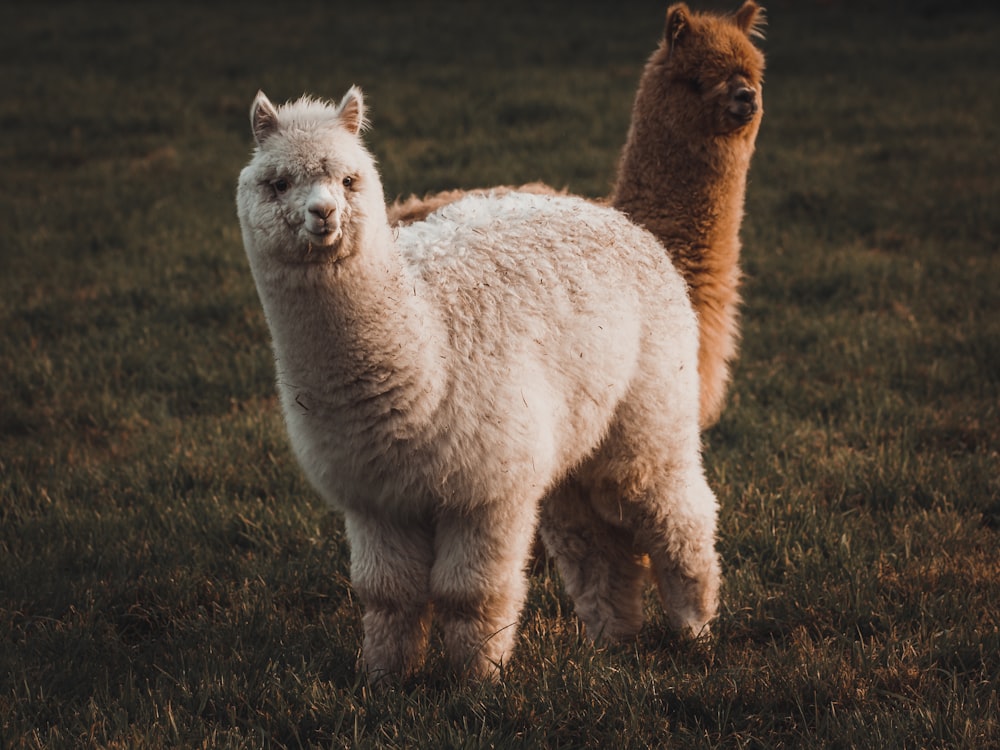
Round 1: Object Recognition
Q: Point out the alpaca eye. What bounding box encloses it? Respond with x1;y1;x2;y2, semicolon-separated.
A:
272;178;290;194
342;176;355;189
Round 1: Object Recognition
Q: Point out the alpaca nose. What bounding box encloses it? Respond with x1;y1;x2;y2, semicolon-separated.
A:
309;202;335;219
734;86;755;104
730;86;758;119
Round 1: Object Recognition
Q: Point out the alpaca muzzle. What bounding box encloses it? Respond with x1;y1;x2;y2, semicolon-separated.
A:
728;86;758;124
306;195;343;246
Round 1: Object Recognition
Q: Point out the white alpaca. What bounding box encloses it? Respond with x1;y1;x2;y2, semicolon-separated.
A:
237;87;721;680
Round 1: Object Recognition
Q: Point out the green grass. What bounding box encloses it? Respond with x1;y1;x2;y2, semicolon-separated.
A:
2;0;998;747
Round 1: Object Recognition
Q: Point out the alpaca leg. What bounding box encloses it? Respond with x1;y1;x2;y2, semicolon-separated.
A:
538;477;649;642
430;500;537;679
631;467;721;637
343;511;434;680
592;375;721;637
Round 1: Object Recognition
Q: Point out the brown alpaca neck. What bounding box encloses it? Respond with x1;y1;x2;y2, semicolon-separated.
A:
613;124;750;271
612;121;755;428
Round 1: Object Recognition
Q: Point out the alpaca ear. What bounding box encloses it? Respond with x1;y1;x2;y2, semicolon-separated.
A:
665;3;691;48
734;1;766;40
251;91;279;146
337;86;369;135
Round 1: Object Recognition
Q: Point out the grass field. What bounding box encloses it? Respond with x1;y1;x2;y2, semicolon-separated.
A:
2;0;998;747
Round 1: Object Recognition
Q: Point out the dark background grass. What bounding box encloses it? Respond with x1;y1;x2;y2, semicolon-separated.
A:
2;1;998;747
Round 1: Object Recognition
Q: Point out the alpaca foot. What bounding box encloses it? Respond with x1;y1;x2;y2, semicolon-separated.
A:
652;553;721;639
437;604;518;680
578;607;645;644
571;556;649;643
665;604;714;639
360;603;432;680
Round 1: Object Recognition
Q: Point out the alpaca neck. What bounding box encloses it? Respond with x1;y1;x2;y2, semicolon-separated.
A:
612;112;757;429
255;223;447;430
612;122;752;282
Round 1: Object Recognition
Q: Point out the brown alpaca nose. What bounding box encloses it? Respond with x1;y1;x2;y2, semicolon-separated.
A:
729;86;758;120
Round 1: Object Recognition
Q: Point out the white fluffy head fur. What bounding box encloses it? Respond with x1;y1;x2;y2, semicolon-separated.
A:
238;88;383;269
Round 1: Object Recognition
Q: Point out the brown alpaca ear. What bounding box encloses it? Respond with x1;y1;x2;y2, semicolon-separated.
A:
665;3;691;48
251;91;279;146
734;1;766;40
337;86;369;135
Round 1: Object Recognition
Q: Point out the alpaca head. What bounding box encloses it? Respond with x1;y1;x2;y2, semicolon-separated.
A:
237;87;385;266
651;1;766;140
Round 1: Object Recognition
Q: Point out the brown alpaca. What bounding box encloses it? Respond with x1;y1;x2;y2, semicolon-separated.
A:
612;1;765;428
388;1;765;428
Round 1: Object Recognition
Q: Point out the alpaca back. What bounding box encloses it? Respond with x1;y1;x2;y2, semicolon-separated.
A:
371;191;699;516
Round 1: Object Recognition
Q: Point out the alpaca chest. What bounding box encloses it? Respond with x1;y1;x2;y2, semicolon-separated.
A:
277;377;559;518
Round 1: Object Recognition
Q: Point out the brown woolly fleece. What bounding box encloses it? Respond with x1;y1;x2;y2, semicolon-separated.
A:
388;2;765;429
611;1;765;427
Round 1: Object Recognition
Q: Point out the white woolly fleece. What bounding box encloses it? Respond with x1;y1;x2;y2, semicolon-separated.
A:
237;89;721;680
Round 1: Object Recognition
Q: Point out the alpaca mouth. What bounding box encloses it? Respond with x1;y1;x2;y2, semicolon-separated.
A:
306;226;342;247
721;109;757;134
728;103;757;125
